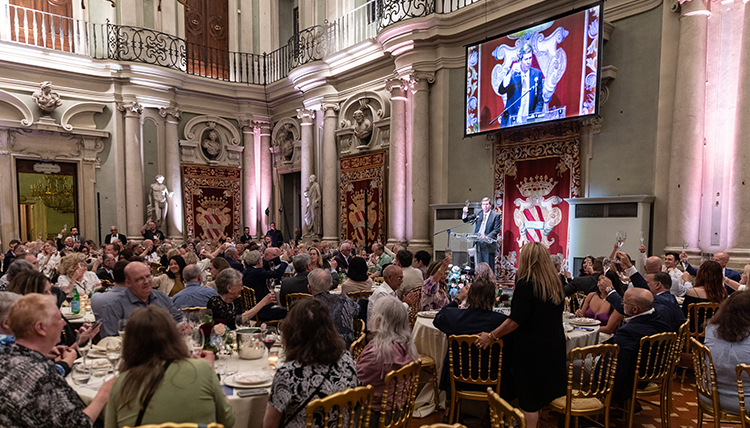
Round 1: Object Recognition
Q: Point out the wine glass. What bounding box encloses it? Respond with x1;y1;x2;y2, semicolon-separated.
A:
263;332;276;352
79;337;92;368
117;319;127;340
616;230;627;248
639;231;644;246
189;329;204;357
106;341;121;375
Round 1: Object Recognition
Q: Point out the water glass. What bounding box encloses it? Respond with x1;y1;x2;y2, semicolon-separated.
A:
71;364;91;385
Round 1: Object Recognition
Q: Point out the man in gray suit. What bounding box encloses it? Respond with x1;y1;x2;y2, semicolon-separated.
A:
462;197;502;273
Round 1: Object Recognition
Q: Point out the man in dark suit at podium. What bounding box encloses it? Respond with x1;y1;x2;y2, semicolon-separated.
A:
462;197;501;273
104;225;127;244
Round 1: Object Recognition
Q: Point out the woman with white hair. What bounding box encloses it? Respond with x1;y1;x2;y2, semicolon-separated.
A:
356;295;418;428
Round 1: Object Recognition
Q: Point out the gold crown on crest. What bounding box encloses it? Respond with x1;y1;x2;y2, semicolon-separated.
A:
516;175;557;197
350;191;365;206
198;195;227;210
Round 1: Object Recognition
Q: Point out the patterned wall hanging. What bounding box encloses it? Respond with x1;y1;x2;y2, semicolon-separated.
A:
493;122;581;283
339;151;387;248
182;164;242;241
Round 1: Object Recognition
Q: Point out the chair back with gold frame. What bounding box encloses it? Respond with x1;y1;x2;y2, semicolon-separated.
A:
286;292;312;310
735;364;750;428
149;262;166;276
446;335;503;423
687;302;721;346
377;360;422;428
126;423;225;428
689;337;742;427
347;290;374;301
408;289;422;330
179;306;208;313
626;332;677;428
548;343;619;428
353;318;365;339
241;286;257;311
487;387;526;428
305;385;373;428
350;332;366;361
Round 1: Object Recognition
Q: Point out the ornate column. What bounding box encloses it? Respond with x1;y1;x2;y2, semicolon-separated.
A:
239;119;257;236
408;72;434;253
322;103;340;244
118;101;145;238
159;106;183;240
79;137;105;241
386;78;408;245
258;122;272;236
665;0;709;253
0;130;15;246
729;1;750;257
297;108;315;236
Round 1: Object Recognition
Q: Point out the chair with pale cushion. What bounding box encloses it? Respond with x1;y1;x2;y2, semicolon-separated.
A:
446;334;503;423
376;360;422;428
690;337;743;427
625;332;677;428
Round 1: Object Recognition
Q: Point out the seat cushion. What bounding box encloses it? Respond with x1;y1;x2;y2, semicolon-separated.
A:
549;395;606;413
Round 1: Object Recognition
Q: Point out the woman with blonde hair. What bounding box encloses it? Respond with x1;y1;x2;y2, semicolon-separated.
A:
55;253;101;297
475;242;566;427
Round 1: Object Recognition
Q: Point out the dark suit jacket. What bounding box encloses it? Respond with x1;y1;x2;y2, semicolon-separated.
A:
104;233;127;244
607;311;671;403
564;272;600;296
96;266;114;282
497;67;545;127
333;253;352;272
607;272;686;332
242;262;288;321
463;210;501;253
685;262;740;294
266;229;283;247
226;258;244;272
280;272;310;307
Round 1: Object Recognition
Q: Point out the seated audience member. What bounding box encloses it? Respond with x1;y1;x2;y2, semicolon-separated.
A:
723;263;750;292
242;250;287;321
607;288;671;405
172;264;219;309
334;242;353;273
357;296;419;428
105;306;234;428
420;256;451;311
593;272;626;335
0;259;34;291
578;255;594;277
280;253;312;307
564;256;603;296
0;291;20;344
413;250;432;277
207;268;274;329
681;260;727;317
223;246;244;272
309;247;339;286
576;270;622;324
395;249;424;298
705;291;750;414
240;227;253;245
56;253;102;297
96;253;116;282
0;294;113;427
433;277;510;399
309;268;358;348
101;262;183;337
263;299;360;428
37;240;61;277
91;261;130;321
205;257;231;290
682;250;741;286
153;255;187;297
341;257;374;295
369;243;392;275
551;254;570;287
368;265;419;324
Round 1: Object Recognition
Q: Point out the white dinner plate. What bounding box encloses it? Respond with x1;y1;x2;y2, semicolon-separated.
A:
569;317;601;326
417;311;438;318
233;371;273;385
65;313;85;320
223;375;273;389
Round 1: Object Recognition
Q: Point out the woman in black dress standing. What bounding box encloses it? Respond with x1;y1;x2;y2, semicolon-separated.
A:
476;242;566;427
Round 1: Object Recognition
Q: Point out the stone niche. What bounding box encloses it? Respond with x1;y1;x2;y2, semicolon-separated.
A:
270;117;301;174
180;116;242;167
335;91;391;156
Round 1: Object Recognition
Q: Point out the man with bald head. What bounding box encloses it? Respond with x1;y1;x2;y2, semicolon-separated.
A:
367;265;419;324
681;251;740;294
100;261;182;337
172;264;218;309
606;288;671;405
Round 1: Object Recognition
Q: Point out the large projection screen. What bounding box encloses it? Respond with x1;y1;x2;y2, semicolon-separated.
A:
465;3;603;136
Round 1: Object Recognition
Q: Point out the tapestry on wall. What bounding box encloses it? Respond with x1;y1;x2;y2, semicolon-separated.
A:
340;151;387;248
182;164;242;241
493;122;581;283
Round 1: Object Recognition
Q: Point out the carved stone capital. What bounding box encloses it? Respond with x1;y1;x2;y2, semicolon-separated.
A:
78;136;105;166
581;117;603;134
322;103;340;115
408;71;435;93
238;119;253;132
159;106;181;122
296;108;315;123
117;101;143;116
385;77;408;94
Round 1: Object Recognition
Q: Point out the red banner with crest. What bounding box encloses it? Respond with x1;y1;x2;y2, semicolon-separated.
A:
182;164;242;241
340;151;387;248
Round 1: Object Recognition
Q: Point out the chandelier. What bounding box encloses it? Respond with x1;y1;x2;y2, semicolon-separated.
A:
30;175;76;214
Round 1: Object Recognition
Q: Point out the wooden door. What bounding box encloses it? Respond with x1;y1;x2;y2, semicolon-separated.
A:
184;0;229;79
9;0;74;52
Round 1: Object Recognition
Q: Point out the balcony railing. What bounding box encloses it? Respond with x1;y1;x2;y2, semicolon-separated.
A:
1;0;478;85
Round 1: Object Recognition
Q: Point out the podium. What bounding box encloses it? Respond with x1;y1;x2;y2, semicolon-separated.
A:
450;232;493;245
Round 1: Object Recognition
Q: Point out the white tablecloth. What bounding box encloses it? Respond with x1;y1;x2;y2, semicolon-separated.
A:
61;306;96;324
410;315;601;417
68;351;274;428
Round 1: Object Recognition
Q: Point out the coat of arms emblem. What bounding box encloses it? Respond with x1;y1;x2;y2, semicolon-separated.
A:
513;175;562;248
196;195;231;240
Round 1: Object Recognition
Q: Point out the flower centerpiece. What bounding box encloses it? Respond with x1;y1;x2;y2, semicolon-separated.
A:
495;288;513;308
446;264;470;299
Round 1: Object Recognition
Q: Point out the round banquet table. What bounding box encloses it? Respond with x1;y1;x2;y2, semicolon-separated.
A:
410;314;602;417
68;350;275;428
61;305;96;325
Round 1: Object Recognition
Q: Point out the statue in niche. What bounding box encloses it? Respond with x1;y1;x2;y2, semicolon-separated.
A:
276;123;295;161
201;129;222;160
148;175;173;230
32;81;63;114
352;109;372;146
303;174;322;238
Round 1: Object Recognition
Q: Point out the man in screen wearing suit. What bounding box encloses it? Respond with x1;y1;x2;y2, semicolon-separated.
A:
462;197;502;273
497;44;545;127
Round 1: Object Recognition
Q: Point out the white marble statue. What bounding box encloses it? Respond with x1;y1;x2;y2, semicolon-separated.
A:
352;109;372;145
147;175;173;229
303;174;322;238
32;81;63;114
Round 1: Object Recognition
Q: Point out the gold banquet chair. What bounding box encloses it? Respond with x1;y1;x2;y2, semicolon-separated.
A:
735;364;750;428
687;302;721;346
377;360;422;428
350;331;366;361
626;332;677;428
487;387;526;428
286;292;312;310
446;335;503;424
305;385;374;428
126;423;224;428
548;343;619;428
690;337;743;427
408;289;422;330
347;290;374;301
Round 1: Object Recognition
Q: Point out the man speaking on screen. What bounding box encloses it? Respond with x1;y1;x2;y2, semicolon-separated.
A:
497;44;545;127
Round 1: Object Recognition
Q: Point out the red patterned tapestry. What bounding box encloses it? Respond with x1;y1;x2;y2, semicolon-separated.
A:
340;151;387;248
182;164;242;241
493;122;580;283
